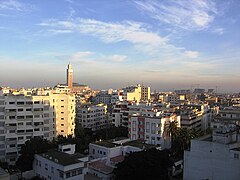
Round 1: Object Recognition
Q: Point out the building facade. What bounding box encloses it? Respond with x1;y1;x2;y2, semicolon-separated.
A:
0;88;75;164
184;125;240;180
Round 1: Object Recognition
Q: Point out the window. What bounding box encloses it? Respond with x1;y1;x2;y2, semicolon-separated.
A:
9;116;15;119
18;122;23;126
26;101;33;105
77;169;82;175
18;108;23;112
61;106;64;108
234;153;239;159
26;108;31;111
9;144;16;148
45;163;48;170
66;172;70;178
17;130;24;133
72;170;76;176
39;161;41;167
151;123;156;134
17;102;24;105
17;116;24;119
51;167;54;173
146;122;150;133
61;100;64;102
61;118;64;120
61;130;64;133
9;102;15;105
132;121;136;131
61;124;64;126
26;122;32;125
18;136;24;140
34;101;40;104
59;172;63;178
36;160;38;166
61;112;64;114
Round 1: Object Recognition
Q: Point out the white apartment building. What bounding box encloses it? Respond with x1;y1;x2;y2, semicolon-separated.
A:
184;125;240;180
180;104;211;132
111;102;164;127
34;144;87;180
0;88;75;164
129;114;181;149
76;104;108;130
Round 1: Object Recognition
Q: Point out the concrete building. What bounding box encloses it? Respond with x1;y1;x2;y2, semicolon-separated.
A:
88;138;157;179
93;92;111;106
184;124;240;180
129;114;181;149
0;88;75;164
123;84;150;102
179;104;211;132
34;144;87;180
76;104;108;130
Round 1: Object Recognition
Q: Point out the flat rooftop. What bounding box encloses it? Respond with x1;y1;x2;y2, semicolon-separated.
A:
123;140;157;149
39;150;86;166
91;141;120;148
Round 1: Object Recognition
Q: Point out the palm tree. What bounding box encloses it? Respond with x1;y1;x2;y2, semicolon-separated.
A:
165;120;179;153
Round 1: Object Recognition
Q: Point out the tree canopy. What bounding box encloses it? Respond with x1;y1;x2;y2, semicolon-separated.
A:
114;148;172;180
16;137;57;172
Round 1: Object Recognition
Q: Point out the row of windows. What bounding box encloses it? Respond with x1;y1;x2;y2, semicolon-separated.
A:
92;148;106;155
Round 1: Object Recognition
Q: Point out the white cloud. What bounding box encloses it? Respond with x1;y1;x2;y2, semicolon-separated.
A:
184;51;199;58
0;0;25;11
39;18;168;47
134;0;219;30
69;51;94;63
212;28;224;35
107;55;127;62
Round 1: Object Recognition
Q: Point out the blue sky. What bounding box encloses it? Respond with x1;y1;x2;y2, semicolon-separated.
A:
0;0;240;92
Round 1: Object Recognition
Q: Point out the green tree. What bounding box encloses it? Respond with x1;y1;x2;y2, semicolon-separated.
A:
16;137;56;172
114;148;172;180
165;120;179;154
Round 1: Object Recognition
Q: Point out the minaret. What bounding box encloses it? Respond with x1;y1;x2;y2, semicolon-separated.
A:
67;63;73;91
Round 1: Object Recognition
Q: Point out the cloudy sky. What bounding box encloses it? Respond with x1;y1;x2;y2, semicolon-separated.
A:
0;0;240;92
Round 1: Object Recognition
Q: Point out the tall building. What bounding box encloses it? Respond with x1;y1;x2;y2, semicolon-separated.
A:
66;63;73;91
0;87;75;164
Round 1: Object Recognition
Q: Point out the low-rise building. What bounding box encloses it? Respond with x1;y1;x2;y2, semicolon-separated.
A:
33;144;87;180
88;138;157;179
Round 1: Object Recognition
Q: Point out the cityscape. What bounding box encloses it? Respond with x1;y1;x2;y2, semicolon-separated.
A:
0;0;240;180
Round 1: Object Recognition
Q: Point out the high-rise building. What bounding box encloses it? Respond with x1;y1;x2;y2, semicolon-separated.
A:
66;63;73;91
0;87;75;164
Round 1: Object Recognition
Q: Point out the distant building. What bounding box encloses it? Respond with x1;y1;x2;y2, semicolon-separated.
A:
66;63;73;91
184;124;240;180
123;84;150;102
76;104;108;130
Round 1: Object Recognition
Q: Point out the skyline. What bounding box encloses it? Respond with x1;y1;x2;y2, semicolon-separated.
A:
0;0;240;92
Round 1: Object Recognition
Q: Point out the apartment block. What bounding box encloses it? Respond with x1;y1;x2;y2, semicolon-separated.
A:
76;104;107;130
129;114;181;149
0;88;75;164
